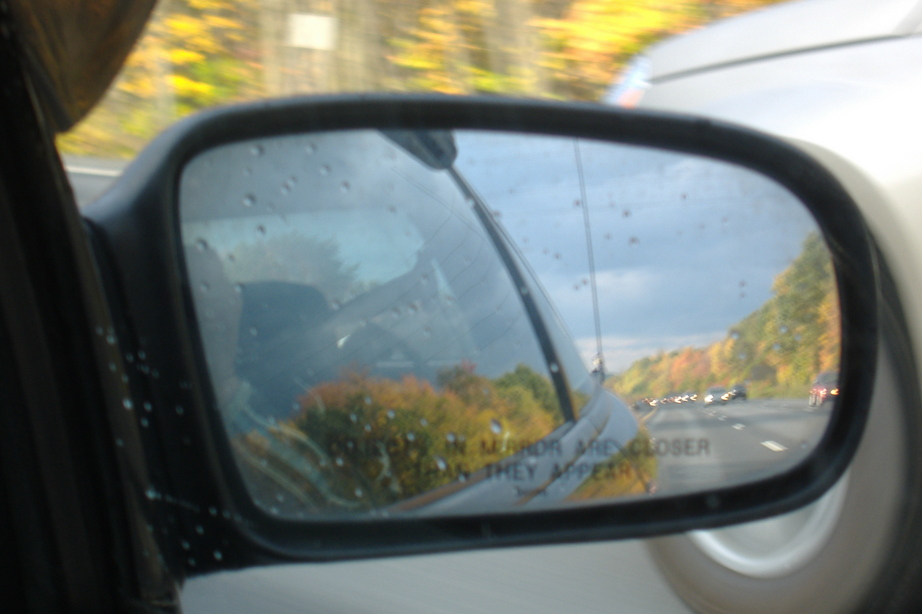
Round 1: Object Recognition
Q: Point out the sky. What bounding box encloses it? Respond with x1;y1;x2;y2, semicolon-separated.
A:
453;131;821;372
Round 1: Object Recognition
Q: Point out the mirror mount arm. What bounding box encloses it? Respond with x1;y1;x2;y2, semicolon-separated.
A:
445;165;578;423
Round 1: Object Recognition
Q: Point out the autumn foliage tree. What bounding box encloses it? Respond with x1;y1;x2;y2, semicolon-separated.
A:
235;363;564;513
609;233;840;402
59;0;784;158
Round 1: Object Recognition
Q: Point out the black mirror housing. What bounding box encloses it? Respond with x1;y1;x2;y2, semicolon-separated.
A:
83;95;877;575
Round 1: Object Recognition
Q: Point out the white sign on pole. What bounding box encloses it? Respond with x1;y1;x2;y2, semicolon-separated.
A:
287;14;338;50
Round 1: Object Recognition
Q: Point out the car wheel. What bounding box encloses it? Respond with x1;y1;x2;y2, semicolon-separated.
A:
647;311;922;613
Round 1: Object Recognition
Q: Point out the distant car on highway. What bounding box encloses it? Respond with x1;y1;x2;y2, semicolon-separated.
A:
727;383;748;401
809;371;839;407
703;386;728;406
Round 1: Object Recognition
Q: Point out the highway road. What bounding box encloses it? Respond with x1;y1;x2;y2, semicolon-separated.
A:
643;398;830;495
64;159;739;613
65;156;125;206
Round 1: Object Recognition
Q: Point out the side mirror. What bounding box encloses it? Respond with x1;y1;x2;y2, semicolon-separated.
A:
84;95;876;570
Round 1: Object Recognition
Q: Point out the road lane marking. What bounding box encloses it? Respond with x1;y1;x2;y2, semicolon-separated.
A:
639;406;659;426
732;423;745;430
65;165;122;177
761;440;787;452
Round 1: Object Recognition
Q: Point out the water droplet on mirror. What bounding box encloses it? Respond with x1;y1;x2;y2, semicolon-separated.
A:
195;525;204;535
175;405;184;416
115;438;124;447
628;236;639;246
446;432;456;444
145;487;159;500
331;300;341;311
386;409;396;420
305;143;316;154
364;396;372;405
242;194;256;207
354;488;364;498
419;418;428;427
435;457;447;471
208;507;217;516
349;413;357;423
243;166;252;176
364;423;372;432
319;165;330;176
195;238;208;252
140;418;149;428
248;327;258;337
335;457;344;467
490;419;502;435
406;432;415;442
213;550;223;561
181;540;190;551
122;398;133;410
623;210;631;218
280;183;290;195
341;181;350;193
251;144;264;156
256;225;266;237
549;362;560;373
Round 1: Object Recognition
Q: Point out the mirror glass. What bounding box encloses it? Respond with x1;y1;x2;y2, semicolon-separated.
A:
179;129;839;518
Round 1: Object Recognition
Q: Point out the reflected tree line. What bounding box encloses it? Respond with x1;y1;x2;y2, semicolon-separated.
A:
234;362;573;514
609;233;841;403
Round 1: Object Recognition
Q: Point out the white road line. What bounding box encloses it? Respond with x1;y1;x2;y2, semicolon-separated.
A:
761;440;787;452
732;423;745;430
65;165;122;177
